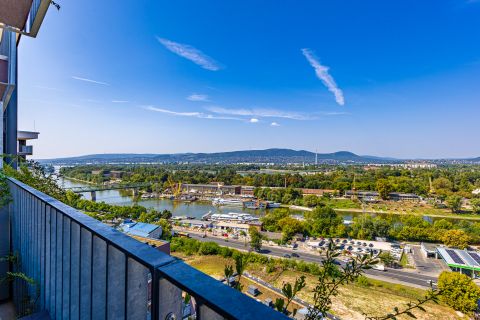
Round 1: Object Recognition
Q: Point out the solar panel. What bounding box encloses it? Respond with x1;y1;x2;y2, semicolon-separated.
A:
469;252;480;264
446;249;464;264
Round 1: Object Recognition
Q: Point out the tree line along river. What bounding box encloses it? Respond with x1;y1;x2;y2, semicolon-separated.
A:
59;177;467;225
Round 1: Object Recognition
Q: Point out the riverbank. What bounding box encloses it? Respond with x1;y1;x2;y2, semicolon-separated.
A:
284;204;480;221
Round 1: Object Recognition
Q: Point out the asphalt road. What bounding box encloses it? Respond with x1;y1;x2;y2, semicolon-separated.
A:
184;232;437;288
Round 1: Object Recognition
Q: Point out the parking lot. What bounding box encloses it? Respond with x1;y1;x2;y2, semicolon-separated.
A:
410;245;449;276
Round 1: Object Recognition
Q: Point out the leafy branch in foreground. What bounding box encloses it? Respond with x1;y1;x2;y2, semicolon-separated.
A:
223;254;248;291
305;241;380;319
274;275;306;316
0;169;12;207
273;240;446;320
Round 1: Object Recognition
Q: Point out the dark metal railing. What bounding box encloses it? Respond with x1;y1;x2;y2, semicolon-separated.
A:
6;177;289;320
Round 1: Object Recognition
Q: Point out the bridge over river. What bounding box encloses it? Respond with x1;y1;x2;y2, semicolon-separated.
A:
65;182;152;201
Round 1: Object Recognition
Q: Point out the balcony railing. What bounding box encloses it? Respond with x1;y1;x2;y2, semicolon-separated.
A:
18;145;33;155
4;177;289;319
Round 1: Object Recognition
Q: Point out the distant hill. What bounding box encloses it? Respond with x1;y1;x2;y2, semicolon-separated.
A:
39;148;398;165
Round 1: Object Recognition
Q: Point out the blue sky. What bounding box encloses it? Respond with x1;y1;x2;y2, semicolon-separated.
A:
18;0;480;159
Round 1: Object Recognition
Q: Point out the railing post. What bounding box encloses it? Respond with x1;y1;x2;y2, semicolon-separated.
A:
157;277;183;320
197;302;225;320
151;269;160;320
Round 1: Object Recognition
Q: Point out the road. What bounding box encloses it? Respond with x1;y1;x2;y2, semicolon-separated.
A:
184;232;438;288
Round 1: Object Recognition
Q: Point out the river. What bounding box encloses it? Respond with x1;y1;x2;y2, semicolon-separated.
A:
59;177;272;219
58;177;470;224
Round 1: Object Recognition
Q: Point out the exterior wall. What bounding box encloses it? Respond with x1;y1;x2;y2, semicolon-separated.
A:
300;188;336;196
241;186;255;196
149;226;162;239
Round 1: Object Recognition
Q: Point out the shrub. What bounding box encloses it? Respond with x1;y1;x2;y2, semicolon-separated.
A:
198;242;220;255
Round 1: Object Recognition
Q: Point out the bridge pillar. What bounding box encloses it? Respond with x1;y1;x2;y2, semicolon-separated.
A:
91;191;96;202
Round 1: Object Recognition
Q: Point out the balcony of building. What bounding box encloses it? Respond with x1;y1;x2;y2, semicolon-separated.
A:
17;131;38;158
0;178;289;320
0;28;16;108
0;0;50;38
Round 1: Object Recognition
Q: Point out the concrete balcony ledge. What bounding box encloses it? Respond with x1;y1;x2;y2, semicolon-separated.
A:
0;0;50;38
0;0;33;31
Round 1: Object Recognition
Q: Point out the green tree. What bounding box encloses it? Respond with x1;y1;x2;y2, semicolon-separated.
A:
378;252;395;267
249;227;263;252
438;271;480;313
376;179;392;200
470;198;480;214
441;229;471;249
446;195;462;213
303;195;319;208
154;219;172;240
277;217;304;242
305;206;344;237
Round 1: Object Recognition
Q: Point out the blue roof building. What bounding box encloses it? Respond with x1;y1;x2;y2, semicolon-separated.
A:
125;222;163;239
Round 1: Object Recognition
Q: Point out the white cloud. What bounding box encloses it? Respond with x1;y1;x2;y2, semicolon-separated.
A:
144;106;242;121
112;100;129;103
250;118;259;123
206;106;314;120
301;48;345;106
270;122;280;127
187;94;209;102
145;106;202;117
156;37;221;71
71;76;109;86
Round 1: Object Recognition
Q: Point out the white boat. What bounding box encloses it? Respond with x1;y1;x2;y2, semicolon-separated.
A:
201;211;213;220
208;212;259;222
267;202;281;208
212;198;243;206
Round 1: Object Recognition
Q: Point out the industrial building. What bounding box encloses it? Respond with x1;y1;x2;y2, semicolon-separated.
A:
181;183;241;195
436;247;480;278
345;190;420;202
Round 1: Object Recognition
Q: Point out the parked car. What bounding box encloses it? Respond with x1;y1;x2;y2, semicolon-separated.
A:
291;253;300;258
283;254;291;258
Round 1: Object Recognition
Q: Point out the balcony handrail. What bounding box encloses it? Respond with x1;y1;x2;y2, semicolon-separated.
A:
7;177;290;319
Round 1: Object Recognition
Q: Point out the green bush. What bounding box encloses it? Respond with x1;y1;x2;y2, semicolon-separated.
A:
356;275;370;287
198;242;220;255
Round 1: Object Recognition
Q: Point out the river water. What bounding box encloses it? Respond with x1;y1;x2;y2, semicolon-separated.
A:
59;178;271;219
58;177;467;224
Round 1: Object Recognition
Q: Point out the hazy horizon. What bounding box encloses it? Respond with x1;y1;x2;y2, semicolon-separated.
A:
35;147;479;161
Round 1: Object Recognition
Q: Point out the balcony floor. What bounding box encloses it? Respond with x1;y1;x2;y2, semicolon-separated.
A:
0;300;15;320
